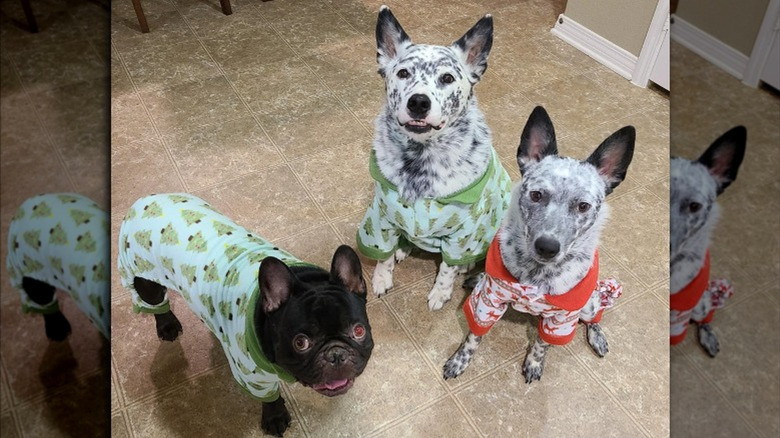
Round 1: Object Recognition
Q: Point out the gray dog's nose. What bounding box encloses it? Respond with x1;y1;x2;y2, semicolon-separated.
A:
534;237;560;260
407;94;431;118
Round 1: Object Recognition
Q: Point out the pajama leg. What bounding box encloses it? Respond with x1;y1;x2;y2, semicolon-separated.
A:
22;277;71;341
133;277;182;341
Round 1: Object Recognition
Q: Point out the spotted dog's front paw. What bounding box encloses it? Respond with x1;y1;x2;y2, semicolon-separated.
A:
443;334;481;380
427;283;453;311
372;258;395;297
586;323;609;358
523;355;545;383
698;324;720;357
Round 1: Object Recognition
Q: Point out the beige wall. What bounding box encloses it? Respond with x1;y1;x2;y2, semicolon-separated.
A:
564;0;659;56
676;0;770;56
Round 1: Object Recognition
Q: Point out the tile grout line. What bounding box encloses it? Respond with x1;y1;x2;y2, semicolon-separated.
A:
563;346;657;438
677;351;764;437
170;5;333;227
5;54;79;195
361;392;467;438
279;383;312;438
110;38;191;193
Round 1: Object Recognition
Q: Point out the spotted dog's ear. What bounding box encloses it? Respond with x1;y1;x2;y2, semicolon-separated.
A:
376;5;411;76
517;106;558;174
586;126;636;195
697;126;746;196
452;14;493;82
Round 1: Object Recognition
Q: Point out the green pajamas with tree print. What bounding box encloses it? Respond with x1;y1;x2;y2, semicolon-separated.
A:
357;150;512;265
6;193;110;338
118;193;312;402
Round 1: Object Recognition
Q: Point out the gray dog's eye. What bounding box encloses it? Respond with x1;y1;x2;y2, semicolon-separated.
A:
688;202;702;213
578;202;591;213
397;69;410;79
529;191;542;202
440;73;455;84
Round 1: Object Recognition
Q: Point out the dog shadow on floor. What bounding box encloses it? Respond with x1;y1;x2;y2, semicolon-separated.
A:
37;337;110;437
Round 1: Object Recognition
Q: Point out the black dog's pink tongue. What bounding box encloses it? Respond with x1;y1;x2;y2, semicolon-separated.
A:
312;379;348;390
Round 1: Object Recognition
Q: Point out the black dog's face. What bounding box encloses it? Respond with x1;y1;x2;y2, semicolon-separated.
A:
257;246;373;397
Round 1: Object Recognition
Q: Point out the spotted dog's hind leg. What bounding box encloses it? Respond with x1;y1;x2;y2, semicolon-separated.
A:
523;337;550;383
697;323;720;357
443;333;482;379
372;256;396;297
428;261;460;311
586;323;609;357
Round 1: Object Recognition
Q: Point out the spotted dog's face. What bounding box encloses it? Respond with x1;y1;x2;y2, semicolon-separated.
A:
670;127;746;259
510;106;635;264
375;6;493;141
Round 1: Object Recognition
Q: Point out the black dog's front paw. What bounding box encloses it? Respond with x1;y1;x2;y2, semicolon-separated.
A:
155;312;182;341
262;397;291;437
44;311;71;341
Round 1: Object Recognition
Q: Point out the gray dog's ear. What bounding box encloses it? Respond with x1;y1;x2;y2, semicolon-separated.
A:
517;106;558;173
376;6;411;75
258;257;294;313
586;126;636;195
330;245;367;297
698;126;746;196
452;14;493;81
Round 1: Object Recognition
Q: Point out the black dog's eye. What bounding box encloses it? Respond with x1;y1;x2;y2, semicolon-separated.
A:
529;191;542;202
578;202;591;213
397;69;409;79
352;324;366;340
440;73;455;84
293;334;311;352
689;202;702;213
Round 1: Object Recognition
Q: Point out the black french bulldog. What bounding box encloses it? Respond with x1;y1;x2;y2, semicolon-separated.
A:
134;245;374;436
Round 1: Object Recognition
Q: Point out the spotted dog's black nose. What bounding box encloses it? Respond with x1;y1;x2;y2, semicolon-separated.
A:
407;94;431;118
534;237;560;260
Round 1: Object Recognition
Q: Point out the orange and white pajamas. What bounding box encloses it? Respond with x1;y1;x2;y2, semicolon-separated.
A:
463;235;622;345
670;251;733;345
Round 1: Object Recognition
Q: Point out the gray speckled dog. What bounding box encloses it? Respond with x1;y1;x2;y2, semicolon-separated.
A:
443;106;635;383
358;6;512;311
670;126;746;356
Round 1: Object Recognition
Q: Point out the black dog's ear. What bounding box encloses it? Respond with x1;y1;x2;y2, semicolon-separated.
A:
697;126;746;196
258;257;295;313
517;106;558;173
330;245;367;297
452;14;493;81
586;126;636;195
376;6;411;73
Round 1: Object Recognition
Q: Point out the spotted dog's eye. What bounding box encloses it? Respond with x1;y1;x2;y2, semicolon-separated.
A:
397;69;410;79
440;73;455;84
529;191;542;202
293;334;311;352
352;324;366;340
689;202;702;213
578;202;591;213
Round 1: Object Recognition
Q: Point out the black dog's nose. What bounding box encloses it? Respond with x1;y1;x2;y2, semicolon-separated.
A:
407;94;431;118
326;347;348;365
534;237;560;260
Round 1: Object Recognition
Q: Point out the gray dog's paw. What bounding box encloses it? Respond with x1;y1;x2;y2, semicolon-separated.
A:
443;356;467;380
523;357;544;383
587;323;609;358
698;324;720;357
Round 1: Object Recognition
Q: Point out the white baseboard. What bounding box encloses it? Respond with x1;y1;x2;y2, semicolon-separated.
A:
670;15;749;80
550;14;638;81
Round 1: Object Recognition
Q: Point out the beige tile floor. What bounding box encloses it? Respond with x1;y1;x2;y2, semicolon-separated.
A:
0;0;110;436
669;42;780;438
110;0;670;436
